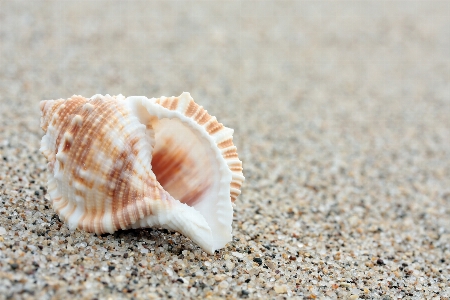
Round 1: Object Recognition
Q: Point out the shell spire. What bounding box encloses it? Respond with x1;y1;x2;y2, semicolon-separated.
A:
39;93;244;253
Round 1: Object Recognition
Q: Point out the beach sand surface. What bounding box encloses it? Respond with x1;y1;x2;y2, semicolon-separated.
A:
0;1;449;299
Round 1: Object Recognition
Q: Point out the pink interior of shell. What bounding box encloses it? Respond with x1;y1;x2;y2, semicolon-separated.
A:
150;118;219;207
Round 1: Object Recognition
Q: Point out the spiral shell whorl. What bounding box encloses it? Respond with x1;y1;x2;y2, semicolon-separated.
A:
40;95;166;234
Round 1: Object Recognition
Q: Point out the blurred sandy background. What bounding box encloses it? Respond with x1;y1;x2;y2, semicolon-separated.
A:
0;1;449;299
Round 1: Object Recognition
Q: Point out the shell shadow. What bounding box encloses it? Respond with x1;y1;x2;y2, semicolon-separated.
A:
96;228;196;256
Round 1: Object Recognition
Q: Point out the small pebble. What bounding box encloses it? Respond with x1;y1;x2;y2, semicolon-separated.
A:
218;281;229;289
253;258;263;265
265;261;276;270
274;284;288;294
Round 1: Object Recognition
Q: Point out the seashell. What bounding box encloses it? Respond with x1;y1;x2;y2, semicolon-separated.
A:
39;92;244;254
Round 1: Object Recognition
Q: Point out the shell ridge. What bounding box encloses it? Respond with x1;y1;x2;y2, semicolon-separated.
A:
69;99;117;233
176;92;192;114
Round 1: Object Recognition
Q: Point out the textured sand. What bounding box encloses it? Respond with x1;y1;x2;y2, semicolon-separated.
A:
0;1;449;299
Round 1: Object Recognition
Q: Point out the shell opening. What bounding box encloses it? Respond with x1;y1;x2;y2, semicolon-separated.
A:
152;118;219;208
126;96;234;253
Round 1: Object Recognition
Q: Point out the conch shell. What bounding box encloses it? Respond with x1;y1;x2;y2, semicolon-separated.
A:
39;92;244;254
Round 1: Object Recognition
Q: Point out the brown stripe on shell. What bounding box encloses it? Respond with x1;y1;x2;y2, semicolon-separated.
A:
53;199;70;219
128;188;139;225
196;110;211;125
229;162;243;172
52;98;87;159
115;148;134;230
230;182;241;189
40;99;63;132
125;136;145;226
152;144;184;188
206;120;224;135
217;138;234;149
185;100;200;118
53;100;86;146
169;97;179;110
222;148;238;159
114;177;131;231
157;96;179;111
110;150;129;231
161;97;171;108
61;199;77;224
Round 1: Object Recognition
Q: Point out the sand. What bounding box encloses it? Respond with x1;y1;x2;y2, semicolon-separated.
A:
0;1;449;299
